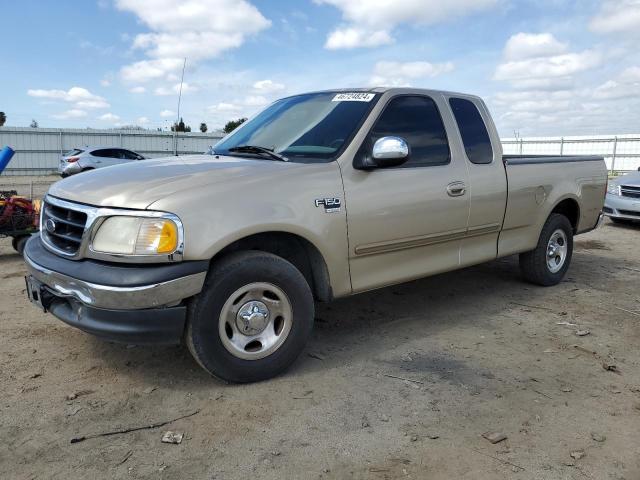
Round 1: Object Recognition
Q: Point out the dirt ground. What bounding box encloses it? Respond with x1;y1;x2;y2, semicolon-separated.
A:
1;179;639;479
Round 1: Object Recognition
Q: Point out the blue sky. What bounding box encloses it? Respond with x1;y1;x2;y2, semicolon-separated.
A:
3;0;639;136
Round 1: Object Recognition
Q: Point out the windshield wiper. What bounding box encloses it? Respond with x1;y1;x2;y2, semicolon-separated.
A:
228;145;288;162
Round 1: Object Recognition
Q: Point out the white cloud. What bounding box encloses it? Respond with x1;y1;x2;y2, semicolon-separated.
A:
154;82;198;96
370;60;454;86
503;33;567;61
120;58;185;83
208;102;242;112
494;33;601;90
129;86;146;93
28;86;109;109
495;50;601;83
325;28;393;49
489;33;624;136
492;90;574;113
593;66;640;100
252;79;285;93
52;109;88;119
117;0;270;80
137;116;150;124
316;0;498;49
590;0;640;34
99;113;121;121
160;109;175;118
100;78;112;87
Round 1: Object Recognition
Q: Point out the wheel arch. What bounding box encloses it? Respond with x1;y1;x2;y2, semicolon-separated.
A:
210;231;333;302
549;196;580;233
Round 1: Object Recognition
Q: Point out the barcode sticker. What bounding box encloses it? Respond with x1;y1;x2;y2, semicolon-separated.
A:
332;93;375;102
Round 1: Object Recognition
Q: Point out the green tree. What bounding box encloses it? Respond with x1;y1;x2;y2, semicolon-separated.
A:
0;112;6;127
223;117;247;134
30;119;39;128
199;122;208;133
171;117;191;132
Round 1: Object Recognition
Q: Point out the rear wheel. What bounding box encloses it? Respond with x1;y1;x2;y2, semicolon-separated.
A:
519;213;573;286
186;251;314;383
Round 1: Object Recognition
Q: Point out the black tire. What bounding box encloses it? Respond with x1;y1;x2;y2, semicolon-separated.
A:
186;251;314;383
12;235;29;255
519;213;573;286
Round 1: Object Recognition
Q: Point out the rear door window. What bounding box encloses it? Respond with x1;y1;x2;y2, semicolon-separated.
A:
449;98;493;165
370;95;450;167
91;149;114;158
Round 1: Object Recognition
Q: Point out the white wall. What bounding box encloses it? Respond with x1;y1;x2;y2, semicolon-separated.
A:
502;134;640;172
0;127;224;175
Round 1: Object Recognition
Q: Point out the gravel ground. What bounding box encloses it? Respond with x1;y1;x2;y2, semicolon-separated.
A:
0;177;639;479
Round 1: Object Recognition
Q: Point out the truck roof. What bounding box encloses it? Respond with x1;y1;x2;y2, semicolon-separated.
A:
290;87;482;101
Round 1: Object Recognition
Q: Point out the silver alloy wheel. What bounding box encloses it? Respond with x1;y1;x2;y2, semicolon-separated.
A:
546;229;568;273
218;282;293;360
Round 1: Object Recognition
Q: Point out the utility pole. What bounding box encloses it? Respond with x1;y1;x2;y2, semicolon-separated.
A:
174;57;187;156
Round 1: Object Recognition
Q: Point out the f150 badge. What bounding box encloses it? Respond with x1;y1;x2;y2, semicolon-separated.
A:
315;197;341;213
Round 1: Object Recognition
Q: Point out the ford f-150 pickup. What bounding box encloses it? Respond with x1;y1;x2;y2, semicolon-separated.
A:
23;88;607;382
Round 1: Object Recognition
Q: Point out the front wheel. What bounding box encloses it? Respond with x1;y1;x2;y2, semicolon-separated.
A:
519;213;573;286
186;251;314;383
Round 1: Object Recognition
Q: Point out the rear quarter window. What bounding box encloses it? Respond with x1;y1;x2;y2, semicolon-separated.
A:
449;98;493;165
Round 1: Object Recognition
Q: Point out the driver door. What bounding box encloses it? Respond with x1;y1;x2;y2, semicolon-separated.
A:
341;94;470;292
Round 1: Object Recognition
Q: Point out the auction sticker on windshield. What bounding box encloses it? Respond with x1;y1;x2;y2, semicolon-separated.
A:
332;93;375;102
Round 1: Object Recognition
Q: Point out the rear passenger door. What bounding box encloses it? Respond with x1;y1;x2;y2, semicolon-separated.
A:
448;96;507;267
91;148;123;168
341;94;470;292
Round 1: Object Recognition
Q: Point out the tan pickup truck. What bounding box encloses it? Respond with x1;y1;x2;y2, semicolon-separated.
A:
24;88;607;382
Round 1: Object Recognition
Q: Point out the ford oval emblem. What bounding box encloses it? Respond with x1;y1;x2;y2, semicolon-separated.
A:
45;218;57;233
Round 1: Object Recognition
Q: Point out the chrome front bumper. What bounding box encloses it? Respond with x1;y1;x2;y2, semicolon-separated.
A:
604;194;640;220
24;253;206;310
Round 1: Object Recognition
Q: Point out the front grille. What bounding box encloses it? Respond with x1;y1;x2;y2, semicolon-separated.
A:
618;209;640;218
621;185;640;198
41;201;88;255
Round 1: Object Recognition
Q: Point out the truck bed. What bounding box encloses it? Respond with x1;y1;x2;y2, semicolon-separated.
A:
498;154;607;258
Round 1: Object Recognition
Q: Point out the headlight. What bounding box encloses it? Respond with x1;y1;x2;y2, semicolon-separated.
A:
607;182;620;196
92;216;180;256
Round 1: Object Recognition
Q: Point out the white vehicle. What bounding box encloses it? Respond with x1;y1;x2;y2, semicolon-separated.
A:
58;147;146;177
604;171;640;224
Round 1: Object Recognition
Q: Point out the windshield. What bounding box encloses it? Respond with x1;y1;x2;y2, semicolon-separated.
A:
213;91;378;163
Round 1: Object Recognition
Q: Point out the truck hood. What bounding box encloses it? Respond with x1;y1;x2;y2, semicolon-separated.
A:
48;154;308;209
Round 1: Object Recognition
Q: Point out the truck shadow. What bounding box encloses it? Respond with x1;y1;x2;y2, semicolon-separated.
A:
84;247;632;387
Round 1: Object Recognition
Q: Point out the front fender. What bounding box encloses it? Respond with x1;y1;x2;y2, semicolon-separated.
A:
148;162;352;297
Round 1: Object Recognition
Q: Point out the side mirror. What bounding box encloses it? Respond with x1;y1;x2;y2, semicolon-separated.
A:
353;136;410;170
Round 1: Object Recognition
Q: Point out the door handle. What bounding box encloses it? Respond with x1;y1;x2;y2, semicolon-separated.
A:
446;181;466;197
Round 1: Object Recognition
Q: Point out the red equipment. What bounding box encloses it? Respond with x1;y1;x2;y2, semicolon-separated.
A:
0;190;39;254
